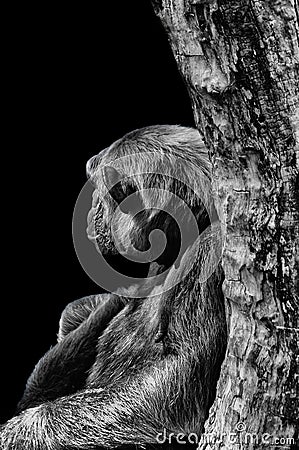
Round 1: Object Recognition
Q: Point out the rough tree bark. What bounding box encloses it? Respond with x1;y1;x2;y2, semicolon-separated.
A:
152;1;298;448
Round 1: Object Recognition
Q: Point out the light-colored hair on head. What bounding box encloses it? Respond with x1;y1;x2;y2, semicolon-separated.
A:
88;125;213;217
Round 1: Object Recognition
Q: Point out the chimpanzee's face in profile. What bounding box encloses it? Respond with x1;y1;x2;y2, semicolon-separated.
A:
86;155;155;282
85;159;181;279
86;175;133;257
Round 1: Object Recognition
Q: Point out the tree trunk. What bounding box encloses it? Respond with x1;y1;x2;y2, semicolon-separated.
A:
152;1;299;448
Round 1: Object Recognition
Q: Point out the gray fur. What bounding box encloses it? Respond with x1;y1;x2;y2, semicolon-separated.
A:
1;125;227;449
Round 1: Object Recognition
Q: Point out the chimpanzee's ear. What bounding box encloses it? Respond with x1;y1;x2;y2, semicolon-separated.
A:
103;166;144;215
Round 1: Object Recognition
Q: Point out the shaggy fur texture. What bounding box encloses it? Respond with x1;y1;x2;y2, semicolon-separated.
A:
1;126;227;449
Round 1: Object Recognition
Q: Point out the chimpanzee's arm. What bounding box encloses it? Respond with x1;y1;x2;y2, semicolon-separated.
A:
57;294;104;342
1;356;200;450
16;294;126;413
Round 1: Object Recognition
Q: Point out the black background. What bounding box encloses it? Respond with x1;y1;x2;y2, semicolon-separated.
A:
1;1;193;422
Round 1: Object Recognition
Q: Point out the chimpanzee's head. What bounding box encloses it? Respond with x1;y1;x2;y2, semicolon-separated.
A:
86;125;215;278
